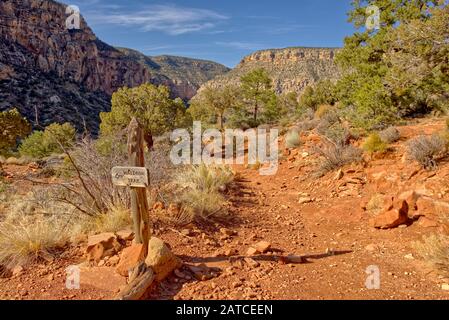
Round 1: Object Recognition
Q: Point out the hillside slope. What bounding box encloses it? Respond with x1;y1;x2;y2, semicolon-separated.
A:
0;0;229;133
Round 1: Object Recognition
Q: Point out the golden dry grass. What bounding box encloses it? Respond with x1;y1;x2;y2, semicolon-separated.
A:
413;234;449;276
0;215;68;269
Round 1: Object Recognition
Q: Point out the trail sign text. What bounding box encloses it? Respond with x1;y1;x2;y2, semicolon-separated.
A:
112;166;149;188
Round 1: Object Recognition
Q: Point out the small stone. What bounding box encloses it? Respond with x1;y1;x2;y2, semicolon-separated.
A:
12;265;24;277
246;247;258;256
254;241;271;254
365;244;378;252
181;229;192;236
220;228;235;237
116;230;134;241
244;257;260;268
298;197;313;205
404;254;414;260
224;248;237;257
442;283;449;291
108;255;120;266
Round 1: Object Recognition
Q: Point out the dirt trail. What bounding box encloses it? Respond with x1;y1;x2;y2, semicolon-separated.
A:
1;118;449;300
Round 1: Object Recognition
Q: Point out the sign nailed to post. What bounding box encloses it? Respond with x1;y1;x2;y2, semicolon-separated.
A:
112;166;149;188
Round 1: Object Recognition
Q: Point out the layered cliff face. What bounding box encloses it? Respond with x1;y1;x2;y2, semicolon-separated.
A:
0;0;229;133
198;47;340;96
117;49;230;102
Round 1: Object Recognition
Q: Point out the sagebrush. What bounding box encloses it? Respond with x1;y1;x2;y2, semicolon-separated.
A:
407;134;447;169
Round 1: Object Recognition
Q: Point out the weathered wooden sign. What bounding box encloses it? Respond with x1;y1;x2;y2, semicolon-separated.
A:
112;166;149;188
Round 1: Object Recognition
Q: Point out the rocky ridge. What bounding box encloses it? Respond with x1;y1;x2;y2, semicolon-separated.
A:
0;0;229;132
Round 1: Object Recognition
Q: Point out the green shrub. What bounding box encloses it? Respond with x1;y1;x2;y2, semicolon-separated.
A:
285;130;301;149
0;108;32;155
19;123;75;158
363;133;388;154
18;131;49;158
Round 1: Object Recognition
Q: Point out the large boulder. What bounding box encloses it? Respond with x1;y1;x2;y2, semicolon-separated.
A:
145;237;182;282
86;233;122;263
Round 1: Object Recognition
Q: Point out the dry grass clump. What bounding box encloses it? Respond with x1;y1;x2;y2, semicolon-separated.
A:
5;156;32;166
296;119;320;132
84;207;132;233
314;141;363;176
366;193;386;214
413;234;449;276
285;130;301;149
0;215;68;269
363;133;388;154
174;164;234;222
180;191;226;221
407;134;447;170
175;164;234;194
379;127;401;143
315;104;333;119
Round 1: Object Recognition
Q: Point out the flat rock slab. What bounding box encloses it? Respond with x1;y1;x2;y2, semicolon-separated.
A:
80;266;127;294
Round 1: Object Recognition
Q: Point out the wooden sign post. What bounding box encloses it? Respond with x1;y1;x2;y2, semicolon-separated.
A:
112;118;150;257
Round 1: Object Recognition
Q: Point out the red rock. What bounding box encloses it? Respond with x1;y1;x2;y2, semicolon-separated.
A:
115;244;145;277
116;230;134;241
372;209;408;229
244;257;260;268
246;247;258;256
416;197;435;217
145;237;182;282
80;266;127;293
372;199;409;229
254;241;271;253
86;233;122;263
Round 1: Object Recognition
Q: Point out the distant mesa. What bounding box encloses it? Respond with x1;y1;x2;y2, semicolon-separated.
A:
197;47;341;97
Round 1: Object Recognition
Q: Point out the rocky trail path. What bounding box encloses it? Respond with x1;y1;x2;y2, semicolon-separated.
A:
1;118;449;300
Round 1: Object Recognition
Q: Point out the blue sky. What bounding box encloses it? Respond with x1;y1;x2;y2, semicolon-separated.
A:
70;0;356;67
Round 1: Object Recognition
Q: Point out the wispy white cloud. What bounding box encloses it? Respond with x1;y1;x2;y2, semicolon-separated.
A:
86;4;228;35
215;41;263;50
